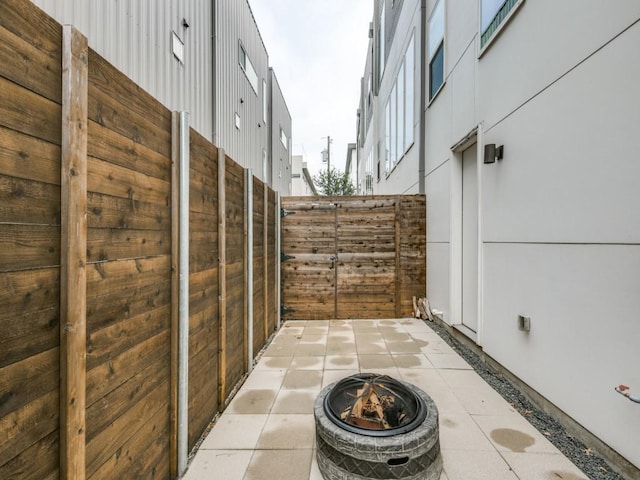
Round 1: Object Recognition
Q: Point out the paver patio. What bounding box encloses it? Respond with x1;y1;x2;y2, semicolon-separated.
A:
183;318;589;480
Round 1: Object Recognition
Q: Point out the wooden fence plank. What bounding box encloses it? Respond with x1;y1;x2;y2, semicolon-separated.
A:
263;186;269;341
60;26;88;480
218;150;227;406
0;125;61;185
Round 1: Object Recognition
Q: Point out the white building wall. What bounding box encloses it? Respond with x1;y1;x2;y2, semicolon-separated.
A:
32;0;213;141
359;0;640;471
421;0;640;470
375;0;422;195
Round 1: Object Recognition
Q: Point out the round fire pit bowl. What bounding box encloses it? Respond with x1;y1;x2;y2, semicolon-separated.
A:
314;373;442;480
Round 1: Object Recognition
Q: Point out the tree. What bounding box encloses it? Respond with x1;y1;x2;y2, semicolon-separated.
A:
313;168;356;196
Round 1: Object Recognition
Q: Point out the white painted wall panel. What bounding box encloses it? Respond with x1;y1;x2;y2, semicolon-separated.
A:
426;242;450;321
482;21;640;244
425;161;450;243
483;243;640;468
450;44;476;145
479;0;640;130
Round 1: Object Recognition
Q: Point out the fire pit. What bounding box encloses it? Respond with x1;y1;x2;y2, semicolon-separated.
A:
314;373;442;480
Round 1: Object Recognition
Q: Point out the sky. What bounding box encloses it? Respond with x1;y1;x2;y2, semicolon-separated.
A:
248;0;373;178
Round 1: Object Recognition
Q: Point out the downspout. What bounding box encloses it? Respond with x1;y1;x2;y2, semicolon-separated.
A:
177;111;190;476
211;0;217;144
418;0;427;194
246;169;254;371
276;192;281;329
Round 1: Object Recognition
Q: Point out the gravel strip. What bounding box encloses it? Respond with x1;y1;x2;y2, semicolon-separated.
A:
426;319;627;480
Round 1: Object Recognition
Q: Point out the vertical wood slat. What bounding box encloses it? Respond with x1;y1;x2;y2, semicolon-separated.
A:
333;204;338;317
60;25;88;480
263;186;269;340
394;196;401;318
218;150;227;407
169;112;180;479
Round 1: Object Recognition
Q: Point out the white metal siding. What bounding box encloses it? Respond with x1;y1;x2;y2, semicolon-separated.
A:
269;69;292;195
214;0;269;181
32;0;213;140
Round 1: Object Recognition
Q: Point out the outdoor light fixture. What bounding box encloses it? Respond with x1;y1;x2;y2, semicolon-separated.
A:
484;143;504;164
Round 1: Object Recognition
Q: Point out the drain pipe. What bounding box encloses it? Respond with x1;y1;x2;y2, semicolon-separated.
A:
418;0;427;195
246;169;254;371
177;111;190;476
276;192;281;330
615;385;640;403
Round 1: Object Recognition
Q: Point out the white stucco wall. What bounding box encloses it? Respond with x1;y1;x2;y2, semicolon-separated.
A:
422;0;640;469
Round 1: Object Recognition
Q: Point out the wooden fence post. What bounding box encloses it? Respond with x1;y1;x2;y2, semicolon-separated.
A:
218;149;227;407
170;112;178;479
60;25;88;480
395;196;402;318
263;187;269;339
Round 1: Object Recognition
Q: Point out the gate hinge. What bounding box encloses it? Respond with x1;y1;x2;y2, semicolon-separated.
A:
281;208;296;217
281;305;295;315
281;253;296;262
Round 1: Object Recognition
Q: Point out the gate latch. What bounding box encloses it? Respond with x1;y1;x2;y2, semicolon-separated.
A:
281;208;296;217
281;253;296;262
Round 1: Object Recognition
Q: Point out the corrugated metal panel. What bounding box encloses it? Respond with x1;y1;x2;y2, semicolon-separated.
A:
31;0;213;141
215;0;269;181
269;69;292;195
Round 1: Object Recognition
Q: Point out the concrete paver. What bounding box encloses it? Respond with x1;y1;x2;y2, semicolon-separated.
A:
184;318;588;480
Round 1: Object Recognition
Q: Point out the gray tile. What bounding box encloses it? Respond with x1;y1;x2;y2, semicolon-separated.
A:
442;449;519;480
386;341;422;354
271;389;320;414
225;389;278;414
244;449;313;480
473;415;559;454
256;414;316;449
253;355;293;370
501;451;589;480
392;353;434;369
324;354;359;370
200;414;268;449
295;343;327;356
183;450;253;480
359;354;396;369
283;369;323;390
439;413;495;451
291;355;325;370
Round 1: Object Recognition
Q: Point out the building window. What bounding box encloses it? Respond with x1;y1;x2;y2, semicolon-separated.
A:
239;42;258;93
405;34;414;150
428;0;444;100
365;150;374;194
481;0;521;47
385;34;415;175
280;128;288;150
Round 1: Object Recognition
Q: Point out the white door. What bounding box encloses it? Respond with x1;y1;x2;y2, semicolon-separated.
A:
462;144;478;332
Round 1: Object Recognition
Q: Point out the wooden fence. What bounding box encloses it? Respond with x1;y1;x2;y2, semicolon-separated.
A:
281;195;426;320
0;2;277;479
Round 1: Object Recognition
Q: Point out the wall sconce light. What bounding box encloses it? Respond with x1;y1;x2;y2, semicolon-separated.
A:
182;18;190;29
484;144;504;164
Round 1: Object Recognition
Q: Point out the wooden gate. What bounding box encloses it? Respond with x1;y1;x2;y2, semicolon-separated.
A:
281;195;426;320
